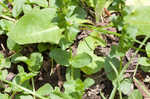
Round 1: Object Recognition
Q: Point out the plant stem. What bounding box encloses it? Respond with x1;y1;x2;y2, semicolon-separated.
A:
11;91;16;99
100;89;106;99
109;61;122;99
84;39;93;51
133;77;150;97
0;15;16;22
118;83;122;99
109;84;117;99
71;66;74;80
50;59;54;76
32;78;36;99
120;36;149;77
133;63;139;77
2;79;47;99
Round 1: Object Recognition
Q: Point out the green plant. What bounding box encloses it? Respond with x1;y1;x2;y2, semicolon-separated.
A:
0;0;150;99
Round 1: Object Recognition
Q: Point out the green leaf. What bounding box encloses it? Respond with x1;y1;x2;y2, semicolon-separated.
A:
36;83;53;96
0;19;4;34
37;43;50;52
89;31;106;47
23;4;32;14
49;0;57;8
12;69;35;92
49;94;65;99
65;6;87;42
70;53;92;68
7;37;22;52
0;53;11;70
10;53;23;63
63;81;75;93
15;95;33;99
66;24;80;42
26;52;43;72
12;0;26;17
0;19;14;32
138;57;150;72
29;0;48;7
59;38;72;50
15;53;43;72
4;87;12;93
14;65;37;84
12;76;24;92
14;56;28;63
0;93;9;99
95;0;106;23
125;25;137;40
119;79;133;95
85;0;96;7
17;72;37;84
77;36;105;74
50;48;71;66
124;1;150;36
63;79;84;95
78;34;105;52
128;89;142;99
50;90;72;99
138;57;150;66
9;8;62;44
110;45;125;57
146;42;150;57
81;54;104;75
104;57;120;81
17;65;25;73
84;78;95;89
0;70;8;80
66;68;80;81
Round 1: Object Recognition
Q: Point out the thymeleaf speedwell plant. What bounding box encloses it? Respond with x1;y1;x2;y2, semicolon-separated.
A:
0;0;150;99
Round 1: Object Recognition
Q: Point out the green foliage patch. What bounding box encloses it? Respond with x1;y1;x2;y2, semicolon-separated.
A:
0;0;150;99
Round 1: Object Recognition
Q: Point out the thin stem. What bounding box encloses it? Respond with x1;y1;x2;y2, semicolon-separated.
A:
32;78;36;99
109;61;122;99
10;91;16;99
118;86;122;99
71;66;74;80
50;59;54;76
109;84;117;99
100;89;106;99
0;15;16;22
133;63;139;77
109;61;119;76
132;46;146;53
2;80;47;99
120;36;149;77
84;39;93;51
133;77;150;97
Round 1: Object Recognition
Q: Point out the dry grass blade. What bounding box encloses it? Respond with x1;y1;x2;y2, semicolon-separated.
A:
133;77;150;98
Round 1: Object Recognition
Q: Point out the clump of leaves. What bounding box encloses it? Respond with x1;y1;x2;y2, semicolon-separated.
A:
1;0;150;99
14;52;43;72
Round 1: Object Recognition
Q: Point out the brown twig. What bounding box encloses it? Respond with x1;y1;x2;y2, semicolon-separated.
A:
56;64;63;88
104;8;111;17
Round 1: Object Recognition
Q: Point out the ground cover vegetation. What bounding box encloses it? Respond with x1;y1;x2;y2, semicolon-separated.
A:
0;0;150;99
